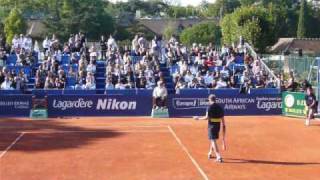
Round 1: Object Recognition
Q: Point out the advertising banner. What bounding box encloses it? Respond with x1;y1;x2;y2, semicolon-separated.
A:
282;92;307;117
168;94;282;117
47;95;152;117
0;95;32;116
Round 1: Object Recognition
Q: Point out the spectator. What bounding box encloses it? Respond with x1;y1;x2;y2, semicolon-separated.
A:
86;60;96;74
286;71;298;91
85;72;95;90
100;35;107;60
216;77;227;89
105;78;114;89
115;79;126;89
42;36;51;54
1;76;13;90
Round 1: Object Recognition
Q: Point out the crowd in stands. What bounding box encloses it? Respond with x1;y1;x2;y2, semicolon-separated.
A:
0;31;282;92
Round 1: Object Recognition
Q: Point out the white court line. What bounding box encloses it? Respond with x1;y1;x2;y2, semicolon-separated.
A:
0;133;25;159
167;126;209;180
0;125;168;130
19;130;168;134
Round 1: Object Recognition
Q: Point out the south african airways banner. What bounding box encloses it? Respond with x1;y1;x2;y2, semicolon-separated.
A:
168;94;282;116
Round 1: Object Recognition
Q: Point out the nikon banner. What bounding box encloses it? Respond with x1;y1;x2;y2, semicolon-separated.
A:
282;92;307;117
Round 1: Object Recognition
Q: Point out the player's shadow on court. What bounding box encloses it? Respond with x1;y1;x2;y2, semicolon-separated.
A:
224;158;320;166
0;118;124;152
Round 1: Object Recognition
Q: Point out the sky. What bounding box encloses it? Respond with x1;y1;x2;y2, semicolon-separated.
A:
108;0;216;7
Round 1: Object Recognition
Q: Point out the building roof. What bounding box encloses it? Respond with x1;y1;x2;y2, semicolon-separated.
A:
138;18;217;35
270;38;320;55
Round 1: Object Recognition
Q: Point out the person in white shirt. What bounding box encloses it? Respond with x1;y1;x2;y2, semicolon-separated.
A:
18;34;24;49
204;72;214;87
216;78;227;89
85;73;96;90
107;35;117;51
184;70;194;83
132;35;139;51
42;36;51;53
86;60;96;74
89;44;97;61
146;77;156;89
23;35;32;52
115;79;126;89
220;66;230;79
1;77;13;90
12;35;20;50
152;81;168;109
105;78;114;89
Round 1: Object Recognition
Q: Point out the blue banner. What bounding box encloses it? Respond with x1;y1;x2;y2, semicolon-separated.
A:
168;94;282;116
0;95;32;116
47;95;152;117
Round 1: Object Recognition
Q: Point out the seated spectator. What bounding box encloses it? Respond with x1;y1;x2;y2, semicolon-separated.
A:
227;76;237;88
44;76;55;89
204;71;213;87
216;77;227;89
137;77;147;89
188;78;200;89
220;66;230;80
68;66;77;78
266;77;278;88
1;76;13;90
13;71;27;90
86;60;96;74
286;71;298;91
184;70;194;83
175;78;187;90
146;77;156;89
85;72;95;90
115;79;126;89
152;81;167;109
255;76;266;88
103;77;113;90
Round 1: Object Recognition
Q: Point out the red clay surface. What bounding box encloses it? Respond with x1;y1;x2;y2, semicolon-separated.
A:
0;116;319;180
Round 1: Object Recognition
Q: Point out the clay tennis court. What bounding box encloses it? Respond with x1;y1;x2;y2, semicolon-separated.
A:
0;116;319;180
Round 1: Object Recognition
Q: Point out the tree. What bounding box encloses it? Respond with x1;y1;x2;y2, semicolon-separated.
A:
163;25;177;40
4;8;27;44
180;22;221;46
44;0;114;40
203;0;241;18
221;6;273;52
297;0;307;38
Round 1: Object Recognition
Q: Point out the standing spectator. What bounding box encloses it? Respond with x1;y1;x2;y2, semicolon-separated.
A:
107;35;117;51
99;35;107;60
42;36;51;54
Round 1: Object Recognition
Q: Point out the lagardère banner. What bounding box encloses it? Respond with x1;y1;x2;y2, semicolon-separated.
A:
168;94;282;116
0;95;32;116
47;95;152;117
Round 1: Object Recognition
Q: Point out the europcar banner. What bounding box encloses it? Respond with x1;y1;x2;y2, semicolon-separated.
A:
48;95;152;117
282;92;307;117
0;95;32;116
168;94;282;116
